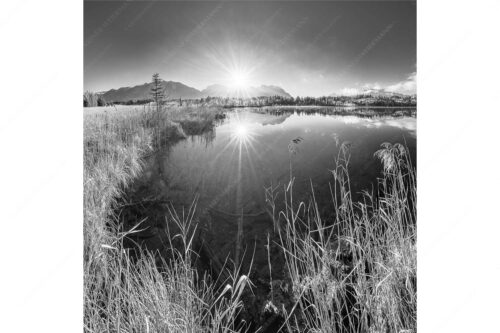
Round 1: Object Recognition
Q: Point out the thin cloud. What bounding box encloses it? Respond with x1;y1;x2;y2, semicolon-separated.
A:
339;87;361;96
338;83;382;96
386;72;416;94
338;72;416;96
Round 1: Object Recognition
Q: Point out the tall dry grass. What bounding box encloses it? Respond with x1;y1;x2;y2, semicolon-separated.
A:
84;105;249;332
84;91;98;107
272;142;416;333
84;104;416;332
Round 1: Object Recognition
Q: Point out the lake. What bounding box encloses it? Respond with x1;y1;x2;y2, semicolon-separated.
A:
121;107;416;278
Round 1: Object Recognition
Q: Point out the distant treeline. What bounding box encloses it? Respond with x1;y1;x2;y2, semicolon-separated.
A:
112;98;154;106
196;94;417;107
84;93;416;108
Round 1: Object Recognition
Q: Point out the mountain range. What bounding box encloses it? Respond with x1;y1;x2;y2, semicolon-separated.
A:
201;84;292;99
330;88;409;98
100;80;292;102
99;80;415;103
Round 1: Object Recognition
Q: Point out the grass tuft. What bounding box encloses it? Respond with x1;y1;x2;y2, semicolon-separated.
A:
84;105;416;332
84;105;248;332
273;141;416;333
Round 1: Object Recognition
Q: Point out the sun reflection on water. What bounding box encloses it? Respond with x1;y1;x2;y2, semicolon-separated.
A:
233;124;250;142
228;119;259;157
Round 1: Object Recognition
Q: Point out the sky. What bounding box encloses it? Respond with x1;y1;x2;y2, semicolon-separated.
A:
84;1;416;97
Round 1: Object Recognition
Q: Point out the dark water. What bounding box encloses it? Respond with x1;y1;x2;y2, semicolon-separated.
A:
120;107;416;328
124;107;415;268
142;108;415;213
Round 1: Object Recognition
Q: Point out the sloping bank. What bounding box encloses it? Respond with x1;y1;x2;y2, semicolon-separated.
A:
83;106;416;332
83;106;249;332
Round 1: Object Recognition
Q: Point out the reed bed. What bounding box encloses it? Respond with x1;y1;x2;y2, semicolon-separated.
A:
272;142;416;332
84;105;248;332
84;91;100;107
84;105;416;332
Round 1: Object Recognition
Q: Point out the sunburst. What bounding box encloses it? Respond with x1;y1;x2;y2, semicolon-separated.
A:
230;121;257;150
227;112;261;156
228;67;251;90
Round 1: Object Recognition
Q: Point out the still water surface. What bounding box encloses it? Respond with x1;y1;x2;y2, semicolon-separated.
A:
144;108;416;216
125;108;416;275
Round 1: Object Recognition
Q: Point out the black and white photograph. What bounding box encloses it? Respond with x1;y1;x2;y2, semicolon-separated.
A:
83;1;416;332
2;0;500;332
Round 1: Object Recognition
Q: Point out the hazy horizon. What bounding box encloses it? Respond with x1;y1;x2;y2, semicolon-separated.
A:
85;1;416;97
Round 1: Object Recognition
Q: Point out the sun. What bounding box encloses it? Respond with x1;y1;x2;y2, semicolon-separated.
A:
229;68;250;89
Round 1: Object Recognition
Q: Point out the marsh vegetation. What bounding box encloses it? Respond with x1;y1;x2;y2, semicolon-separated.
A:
84;103;416;332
